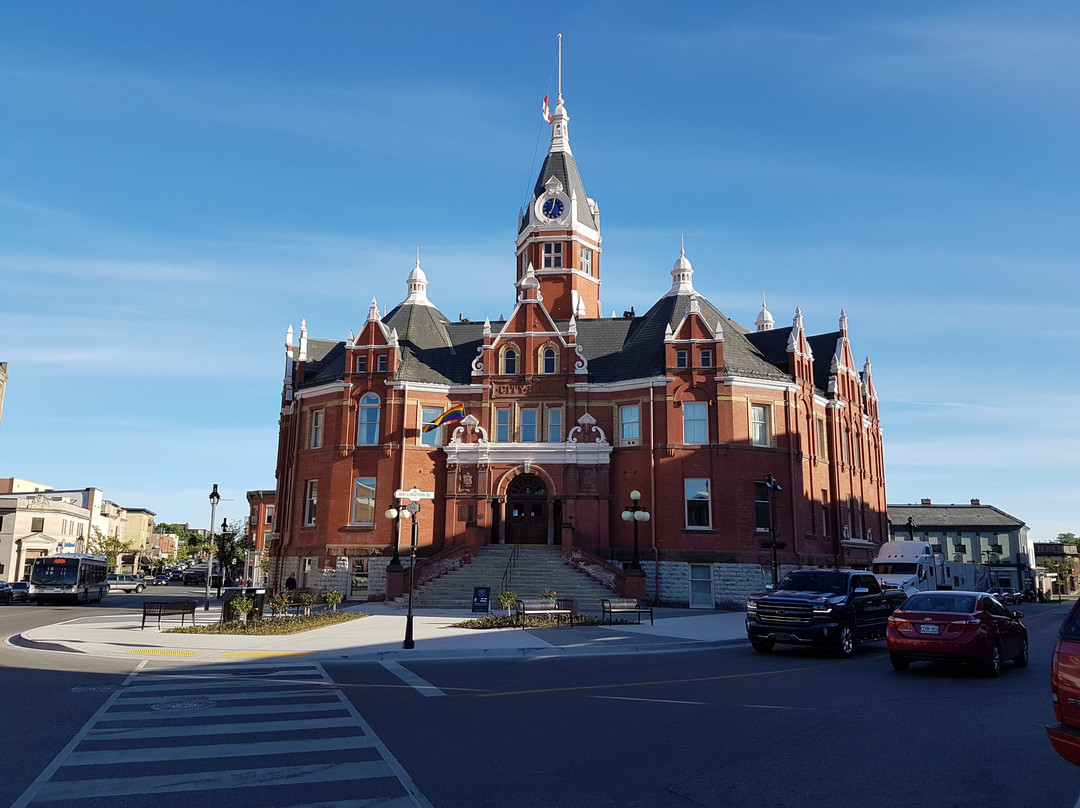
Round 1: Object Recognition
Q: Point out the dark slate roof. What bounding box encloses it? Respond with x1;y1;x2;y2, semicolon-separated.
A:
808;332;842;391
887;504;1026;532
520;150;598;231
745;327;842;397
296;293;798;390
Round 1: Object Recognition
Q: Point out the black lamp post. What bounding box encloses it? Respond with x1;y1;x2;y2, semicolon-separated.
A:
762;474;784;586
385;505;403;567
205;484;220;611
385;500;420;649
620;490;650;570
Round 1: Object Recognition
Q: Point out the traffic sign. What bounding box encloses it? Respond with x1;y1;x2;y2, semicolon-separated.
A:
394;487;435;501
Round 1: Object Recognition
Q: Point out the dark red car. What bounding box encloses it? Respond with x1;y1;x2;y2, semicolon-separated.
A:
1049;598;1080;766
886;590;1028;677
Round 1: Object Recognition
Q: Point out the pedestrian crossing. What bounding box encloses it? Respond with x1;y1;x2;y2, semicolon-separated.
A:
13;661;433;808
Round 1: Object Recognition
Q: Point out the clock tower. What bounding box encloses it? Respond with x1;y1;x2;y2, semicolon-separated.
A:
516;78;602;320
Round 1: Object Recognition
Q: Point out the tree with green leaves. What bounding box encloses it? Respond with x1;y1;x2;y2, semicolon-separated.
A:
86;528;136;573
213;518;250;584
1057;533;1078;546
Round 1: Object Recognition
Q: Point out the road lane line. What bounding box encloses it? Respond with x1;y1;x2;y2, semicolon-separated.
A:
380;660;446;697
590;695;706;705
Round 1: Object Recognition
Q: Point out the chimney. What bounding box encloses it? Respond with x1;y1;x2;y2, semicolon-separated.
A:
970;498;980;506
920;498;931;506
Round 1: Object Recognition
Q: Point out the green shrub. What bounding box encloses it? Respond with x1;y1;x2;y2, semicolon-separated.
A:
325;590;344;611
228;595;254;621
166;612;365;635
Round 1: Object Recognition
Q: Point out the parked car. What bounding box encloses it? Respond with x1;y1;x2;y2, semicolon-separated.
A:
989;587;1022;605
183;571;206;586
106;574;146;594
10;581;30;602
0;580;13;605
1048;597;1080;767
886;590;1027;677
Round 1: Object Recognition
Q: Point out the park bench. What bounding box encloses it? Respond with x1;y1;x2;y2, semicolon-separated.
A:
601;598;654;625
514;598;575;628
141;600;197;630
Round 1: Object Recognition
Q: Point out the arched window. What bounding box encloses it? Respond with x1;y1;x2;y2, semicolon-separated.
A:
502;348;518;375
541;347;557;374
357;393;380;445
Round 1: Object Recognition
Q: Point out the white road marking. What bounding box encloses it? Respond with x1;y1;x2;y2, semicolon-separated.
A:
380;660;446;697
589;695;706;705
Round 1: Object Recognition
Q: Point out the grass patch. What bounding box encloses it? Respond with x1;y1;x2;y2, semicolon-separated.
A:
165;612;366;635
452;614;617;629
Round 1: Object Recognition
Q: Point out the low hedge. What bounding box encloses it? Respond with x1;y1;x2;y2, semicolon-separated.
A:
165;612;365;635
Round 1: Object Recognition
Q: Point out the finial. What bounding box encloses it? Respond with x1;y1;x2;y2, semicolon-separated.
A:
557;33;563;104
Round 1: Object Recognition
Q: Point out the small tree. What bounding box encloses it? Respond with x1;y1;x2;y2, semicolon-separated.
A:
86;528;135;573
497;590;516;616
325;590;344;612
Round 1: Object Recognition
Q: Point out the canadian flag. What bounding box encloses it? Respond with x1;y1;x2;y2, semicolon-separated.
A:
542;95;552;124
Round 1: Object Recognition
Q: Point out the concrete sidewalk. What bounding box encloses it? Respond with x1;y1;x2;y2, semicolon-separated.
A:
14;602;749;663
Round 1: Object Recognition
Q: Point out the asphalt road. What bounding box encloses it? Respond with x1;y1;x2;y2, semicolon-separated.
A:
1;593;1078;807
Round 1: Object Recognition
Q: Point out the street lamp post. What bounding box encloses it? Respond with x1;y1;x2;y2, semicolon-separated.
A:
205;484;220;611
385;500;420;649
620;490;650;570
762;474;785;586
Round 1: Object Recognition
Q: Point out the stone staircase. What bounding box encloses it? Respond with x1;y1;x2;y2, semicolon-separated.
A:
397;544;616;613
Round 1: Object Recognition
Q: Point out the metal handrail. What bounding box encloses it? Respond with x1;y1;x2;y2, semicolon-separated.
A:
499;543;520;594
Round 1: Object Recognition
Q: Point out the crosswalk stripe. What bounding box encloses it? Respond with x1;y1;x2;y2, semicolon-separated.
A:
66;734;377;765
87;715;357;739
35;760;395;800
97;698;342;721
113;687;330;704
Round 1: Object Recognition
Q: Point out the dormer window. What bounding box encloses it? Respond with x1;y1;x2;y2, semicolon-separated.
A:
700;349;712;368
543;242;563;269
355;356;367;373
542;348;557;374
377;355;388;373
676;349;688;369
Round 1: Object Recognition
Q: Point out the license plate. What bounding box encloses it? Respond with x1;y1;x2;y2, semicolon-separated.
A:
919;624;940;634
775;632;792;641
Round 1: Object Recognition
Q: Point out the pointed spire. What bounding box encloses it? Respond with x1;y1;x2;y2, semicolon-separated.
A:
298;318;308;362
755;293;775;331
285;323;294;349
668;241;696;296
367;297;381;322
839;309;848;335
548;34;572;155
403;249;432;306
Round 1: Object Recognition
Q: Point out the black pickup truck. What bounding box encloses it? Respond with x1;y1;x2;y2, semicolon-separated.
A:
745;569;907;657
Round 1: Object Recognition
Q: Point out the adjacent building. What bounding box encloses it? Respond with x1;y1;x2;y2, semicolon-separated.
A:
245;489;276;585
269;80;890;606
887;499;1035;591
1034;542;1079;596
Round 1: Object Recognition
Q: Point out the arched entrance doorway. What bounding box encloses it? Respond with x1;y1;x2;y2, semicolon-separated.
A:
506;474;549;545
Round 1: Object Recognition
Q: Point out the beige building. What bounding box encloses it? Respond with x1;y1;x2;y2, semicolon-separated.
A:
121;507;156;573
0;487;94;581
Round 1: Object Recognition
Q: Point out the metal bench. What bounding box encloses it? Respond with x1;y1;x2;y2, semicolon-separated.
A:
141;600;197;629
514;598;575;628
601;598;654;625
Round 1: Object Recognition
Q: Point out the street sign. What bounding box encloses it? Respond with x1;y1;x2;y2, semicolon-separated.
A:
394;487;435;501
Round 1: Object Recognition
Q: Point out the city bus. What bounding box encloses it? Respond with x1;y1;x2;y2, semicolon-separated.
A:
29;554;109;604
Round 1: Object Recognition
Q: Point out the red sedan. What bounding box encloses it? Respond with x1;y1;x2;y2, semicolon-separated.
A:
1049;598;1080;767
886;590;1028;677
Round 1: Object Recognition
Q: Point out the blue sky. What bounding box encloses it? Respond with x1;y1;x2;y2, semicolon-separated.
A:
1;2;1076;538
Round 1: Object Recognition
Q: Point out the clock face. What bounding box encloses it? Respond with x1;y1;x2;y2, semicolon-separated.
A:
542;197;564;219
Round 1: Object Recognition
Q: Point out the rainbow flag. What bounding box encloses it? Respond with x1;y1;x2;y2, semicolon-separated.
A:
424;403;465;432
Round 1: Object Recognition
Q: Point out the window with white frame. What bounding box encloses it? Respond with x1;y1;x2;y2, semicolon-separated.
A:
502;348;518;375
542;347;557;374
620;404;640;443
265;506;274;526
495;408;511;442
355;356;367;373
376;354;388;372
351;477;376;525
683;401;708;444
357;393;380;445
543;242;563;268
547;406;562;442
310;410;324;449
581;247;592;275
816;418;828;460
685;478;711;528
303;480;318;526
750;403;771;447
700;348;712;368
520;408;538;442
675;349;688;368
421;406;443;447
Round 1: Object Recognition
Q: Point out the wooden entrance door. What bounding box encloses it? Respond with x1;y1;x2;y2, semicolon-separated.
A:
506;474;549;545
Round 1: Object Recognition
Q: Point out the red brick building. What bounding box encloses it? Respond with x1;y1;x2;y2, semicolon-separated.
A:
269;86;888;605
245;489;275;585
